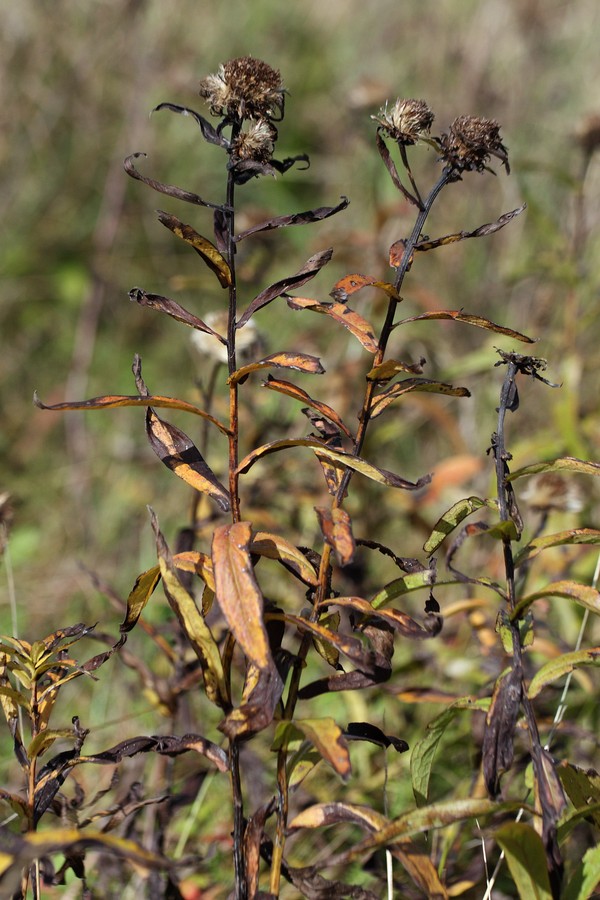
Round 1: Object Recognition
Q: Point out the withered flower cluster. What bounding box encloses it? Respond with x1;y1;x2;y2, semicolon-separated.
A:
373;98;435;145
439;115;510;176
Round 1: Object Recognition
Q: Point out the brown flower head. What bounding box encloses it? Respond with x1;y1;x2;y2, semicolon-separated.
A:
520;473;583;514
199;56;284;121
440;116;509;175
231;120;276;164
372;98;434;144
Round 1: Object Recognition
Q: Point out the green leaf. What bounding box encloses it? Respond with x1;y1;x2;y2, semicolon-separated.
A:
527;647;600;698
423;497;496;554
506;456;600;481
514;529;600;567
562;844;600;900
512;581;600;620
120;566;162;633
370;570;437;609
494;822;553;900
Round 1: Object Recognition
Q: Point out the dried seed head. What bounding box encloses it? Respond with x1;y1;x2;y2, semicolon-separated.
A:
576;114;600;156
520;473;583;514
440;116;509;175
199;56;284;121
191;312;263;365
231;120;276;163
373;98;434;144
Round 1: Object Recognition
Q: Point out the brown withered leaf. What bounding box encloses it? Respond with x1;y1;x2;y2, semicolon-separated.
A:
129;287;227;340
249;531;318;586
328;595;442;639
172;550;215;590
146;408;230;511
234;197;349;241
212;522;273;671
344;722;409;753
286;296;379;353
219;662;283;739
152;101;227;147
367;357;426;382
414;204;526;252
244;799;276;897
330;272;400;303
76;733;228;771
315;507;356;566
482;665;523;797
120;566;161;633
531;743;566;892
263;376;354;439
394;309;535;343
273;718;351;781
156;210;231;287
281;614;386;675
124;152;225;210
370;378;470;418
229;351;324;385
237;249;333;327
375;131;420;207
285;864;378;900
389;239;414;269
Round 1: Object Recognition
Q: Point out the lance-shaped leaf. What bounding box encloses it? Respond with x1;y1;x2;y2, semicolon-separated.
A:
367;357;426;382
286;296;378;352
76;732;228;771
394;309;535;343
234;196;349;241
371;569;437;609
219;662;283;739
328;595;442;639
124;152;225;210
494;823;553;900
344;722;408;752
527;647;600;699
212;522;273;671
237;249;333;327
315;507;356;566
423;497;497;554
172;550;215;590
507;456;600;481
514;528;600;567
558;761;600;830
146;408;230;511
249;531;318;586
375;130;420;206
370;377;470;418
560;844;600;900
129;287;227;341
156;210;231;287
263;376;354;439
35;388;229;436
330;272;400;303
237;437;431;491
413;204;526;252
512;580;600;620
228;351;324;385
153;101;227;147
482;665;523;797
120;566;161;633
273;718;351;780
151;511;227;707
288;800;387;835
279;614;386;675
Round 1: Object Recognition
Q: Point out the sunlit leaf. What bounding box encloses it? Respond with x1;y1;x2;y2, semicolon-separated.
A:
157;210;231;287
237;249;333;326
512;581;600;620
172;550;215;591
330;272;400;302
120;566;161;633
263;375;354;439
423;497;496;554
234;197;349;241
212;522;273;672
249;531;318;585
527;647;600;698
288;800;387;833
220;662;283;739
507;456;600;481
371;570;437;609
146;408;230;511
229;351;324;385
286;296;379;352
315;507;356;566
237;437;431;491
561;845;600;900
367;357;426;381
414;205;526;252
370;377;470;418
280;614;385;675
494;822;553;900
394;309;535;343
326;595;441;639
514;528;600;567
273;718;351;780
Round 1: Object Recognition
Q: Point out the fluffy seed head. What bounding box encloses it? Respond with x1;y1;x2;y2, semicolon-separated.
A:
373;98;434;144
231;120;276;163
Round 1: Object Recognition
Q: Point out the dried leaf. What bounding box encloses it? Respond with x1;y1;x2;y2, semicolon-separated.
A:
288;800;387;833
315;507;356;566
229;351;324;385
219;662;283;739
375;130;420;207
237;249;333;327
172;550;215;591
212;522;273;671
234;196;349;241
77;733;228;771
263;375;354;439
344;722;408;752
286;296;379;352
394;309;535;343
156;210;231;287
120;566;161;633
414;205;527;252
273;718;351;780
482;666;522;797
367;358;426;382
507;456;600;481
330;272;400;303
249;531;318;585
281;614;386;675
146;408;230;511
514;528;600;567
370;377;470;418
129;287;227;338
329;595;442;639
124;152;224;210
152;101;227;147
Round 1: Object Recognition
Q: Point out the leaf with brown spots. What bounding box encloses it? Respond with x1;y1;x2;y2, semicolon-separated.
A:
263;375;354;439
228;352;324;385
315;507;356;566
286;296;379;352
157;210;231;287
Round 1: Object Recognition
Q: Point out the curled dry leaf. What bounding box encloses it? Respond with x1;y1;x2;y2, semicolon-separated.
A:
315;507;356;566
329;595;442;639
263;375;354;439
370;377;470;418
156;210;231;287
413;204;526;252
394;309;535;343
330;272;400;303
234;196;349;241
482;665;523;797
124;153;225;210
228;351;324;385
249;531;318;585
273;717;351;780
286;296;379;353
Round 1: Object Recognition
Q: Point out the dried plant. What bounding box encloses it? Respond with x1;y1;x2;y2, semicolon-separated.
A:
2;56;600;899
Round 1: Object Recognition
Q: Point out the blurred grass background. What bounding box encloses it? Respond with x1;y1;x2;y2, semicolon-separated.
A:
1;0;599;643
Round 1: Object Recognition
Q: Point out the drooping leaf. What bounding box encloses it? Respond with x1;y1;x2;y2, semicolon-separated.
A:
146;408;231;511
482;665;523;797
212;522;273;671
249;531;318;586
494;822;553;900
124;152;224;210
288;800;387;834
172;550;215;591
423;497;496;554
370;569;437;609
394;309;535;343
514;528;600;567
243;799;276;897
273;718;351;780
120;566;162;633
414;204;527;252
370;377;470;418
286;296;379;352
237;249;333;326
156;210;232;287
34;389;230;436
77;733;228;771
228;351;324;385
330;272;400;303
152;101;227;148
512;581;600;620
237;437;431;491
315;507;356;566
558;761;600;830
527;647;600;698
507;456;600;481
327;595;441;639
129;287;227;339
234;197;349;240
219;662;283;739
151;511;227;707
375;130;420;207
367;357;426;382
279;614;386;675
344;722;409;752
263;376;354;439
